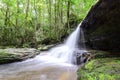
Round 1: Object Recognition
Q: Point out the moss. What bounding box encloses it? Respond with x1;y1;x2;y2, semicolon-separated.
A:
38;44;54;51
77;58;120;80
89;50;115;58
0;49;21;64
0;48;38;64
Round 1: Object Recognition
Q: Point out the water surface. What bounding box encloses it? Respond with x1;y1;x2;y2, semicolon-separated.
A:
0;53;78;80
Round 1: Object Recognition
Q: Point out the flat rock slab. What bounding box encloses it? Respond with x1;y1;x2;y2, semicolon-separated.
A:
0;48;39;64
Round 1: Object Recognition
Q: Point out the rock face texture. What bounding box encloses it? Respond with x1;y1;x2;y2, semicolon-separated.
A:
0;48;39;64
81;0;120;51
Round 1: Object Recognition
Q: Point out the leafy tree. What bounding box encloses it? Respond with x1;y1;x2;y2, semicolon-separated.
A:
0;0;97;47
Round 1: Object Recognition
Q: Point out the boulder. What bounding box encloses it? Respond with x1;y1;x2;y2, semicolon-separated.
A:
81;0;120;51
72;50;91;65
0;48;39;64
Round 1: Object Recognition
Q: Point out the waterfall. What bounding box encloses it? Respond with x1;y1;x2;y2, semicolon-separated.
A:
65;23;81;48
0;23;88;80
39;23;88;65
79;27;86;49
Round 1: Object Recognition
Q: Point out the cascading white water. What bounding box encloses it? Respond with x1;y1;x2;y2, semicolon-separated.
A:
39;23;87;64
0;23;87;80
65;23;81;48
79;27;86;49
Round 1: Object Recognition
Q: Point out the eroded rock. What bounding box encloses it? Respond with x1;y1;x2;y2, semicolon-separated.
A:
0;48;39;64
81;0;120;51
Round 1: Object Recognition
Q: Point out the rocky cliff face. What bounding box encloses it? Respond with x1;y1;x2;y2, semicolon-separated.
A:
81;0;120;51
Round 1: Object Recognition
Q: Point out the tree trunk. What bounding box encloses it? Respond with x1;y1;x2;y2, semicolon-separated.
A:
48;0;52;38
60;0;63;24
67;0;70;28
4;6;9;26
16;0;20;27
33;0;37;48
48;0;51;28
25;0;30;19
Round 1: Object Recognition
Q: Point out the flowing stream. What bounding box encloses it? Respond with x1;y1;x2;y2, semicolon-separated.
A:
0;23;87;80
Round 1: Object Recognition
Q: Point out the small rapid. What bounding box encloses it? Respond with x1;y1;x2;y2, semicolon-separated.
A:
39;23;87;64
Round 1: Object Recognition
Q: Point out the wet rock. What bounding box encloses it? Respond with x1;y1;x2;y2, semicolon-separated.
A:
81;0;120;51
89;50;111;58
0;48;39;64
72;50;91;65
38;44;55;51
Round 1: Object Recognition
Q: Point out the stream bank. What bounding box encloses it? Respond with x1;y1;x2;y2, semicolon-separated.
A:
77;50;120;80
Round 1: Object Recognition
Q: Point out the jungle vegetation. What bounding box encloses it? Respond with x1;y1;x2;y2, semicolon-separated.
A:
0;0;97;47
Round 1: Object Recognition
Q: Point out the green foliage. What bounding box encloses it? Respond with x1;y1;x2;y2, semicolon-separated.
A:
78;72;116;80
77;57;120;80
0;0;97;47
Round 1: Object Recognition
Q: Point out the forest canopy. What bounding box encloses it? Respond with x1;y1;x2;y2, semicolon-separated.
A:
0;0;97;47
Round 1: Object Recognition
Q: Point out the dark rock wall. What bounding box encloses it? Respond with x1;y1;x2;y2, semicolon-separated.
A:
81;0;120;51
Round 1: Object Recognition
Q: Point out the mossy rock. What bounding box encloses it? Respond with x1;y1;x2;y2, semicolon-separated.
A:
38;44;55;51
89;50;111;58
89;50;120;59
77;58;120;80
0;48;38;64
0;50;21;64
